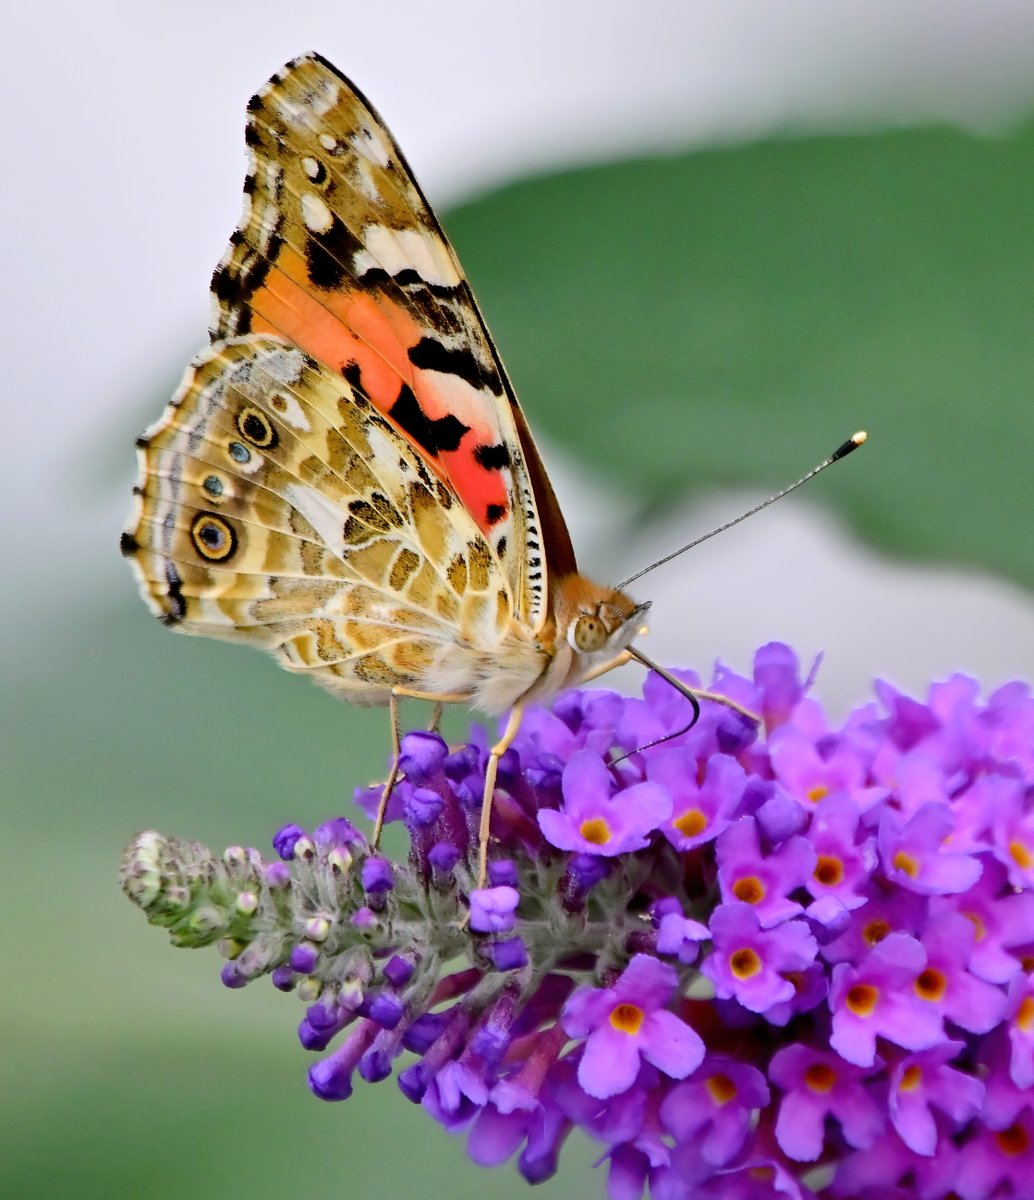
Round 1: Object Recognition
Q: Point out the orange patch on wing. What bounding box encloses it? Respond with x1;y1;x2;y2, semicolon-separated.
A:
251;248;416;401
250;254;509;535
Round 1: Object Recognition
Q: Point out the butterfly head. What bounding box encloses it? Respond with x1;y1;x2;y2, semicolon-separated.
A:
554;575;649;663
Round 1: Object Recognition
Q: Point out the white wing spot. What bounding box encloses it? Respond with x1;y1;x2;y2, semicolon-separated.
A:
303;80;339;117
350;126;391;169
251;346;306;386
269;391;311;432
354;160;383;204
284;483;349;558
302;156;322;180
301;193;334;234
274;96;308;129
356;226;460;289
318;133;340;153
253;163;283;248
239;185;253;228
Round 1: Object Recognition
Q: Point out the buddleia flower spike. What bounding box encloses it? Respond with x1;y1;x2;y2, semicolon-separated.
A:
122;644;1034;1197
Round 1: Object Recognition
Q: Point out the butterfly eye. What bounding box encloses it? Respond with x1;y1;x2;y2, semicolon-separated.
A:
571;614;608;654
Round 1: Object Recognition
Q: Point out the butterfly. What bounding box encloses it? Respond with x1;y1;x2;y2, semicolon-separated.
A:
125;52;842;888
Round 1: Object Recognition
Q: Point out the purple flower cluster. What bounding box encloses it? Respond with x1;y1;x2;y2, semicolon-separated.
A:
120;644;1034;1199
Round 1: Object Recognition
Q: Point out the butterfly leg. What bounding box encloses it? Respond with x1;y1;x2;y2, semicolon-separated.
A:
475;704;525;892
393;687;471;704
689;688;760;723
428;701;444;735
370;689;468;848
370;692;403;850
624;644;761;723
579;650;759;722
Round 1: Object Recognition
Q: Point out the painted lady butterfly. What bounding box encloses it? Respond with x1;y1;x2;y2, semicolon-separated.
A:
122;53;861;887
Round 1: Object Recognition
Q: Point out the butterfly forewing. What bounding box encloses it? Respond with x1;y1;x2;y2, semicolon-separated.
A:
207;53;569;632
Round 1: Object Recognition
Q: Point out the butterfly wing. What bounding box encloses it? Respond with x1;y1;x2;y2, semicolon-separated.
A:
123;336;532;706
208;52;576;634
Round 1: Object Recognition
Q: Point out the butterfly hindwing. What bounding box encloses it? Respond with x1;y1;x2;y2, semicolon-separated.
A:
208;53;574;633
124;336;519;703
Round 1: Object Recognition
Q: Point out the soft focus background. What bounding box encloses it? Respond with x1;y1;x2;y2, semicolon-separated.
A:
4;2;1034;1196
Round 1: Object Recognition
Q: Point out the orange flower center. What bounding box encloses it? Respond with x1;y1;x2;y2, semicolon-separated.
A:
814;855;844;886
998;1124;1030;1156
674;808;707;838
706;1073;736;1105
579;817;611;846
610;1002;645;1035
863;918;891;947
1010;841;1034;870
1017;996;1034;1033
892;850;919;879
915;968;947;1003
784;970;806;995
806;785;829;803
730;948;761;980
899;1066;922;1092
733;876;766;905
846;984;879;1016
962;909;986;942
804;1063;836;1093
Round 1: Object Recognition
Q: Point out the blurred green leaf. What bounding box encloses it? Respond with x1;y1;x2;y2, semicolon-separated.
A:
447;120;1034;589
4;1030;597;1200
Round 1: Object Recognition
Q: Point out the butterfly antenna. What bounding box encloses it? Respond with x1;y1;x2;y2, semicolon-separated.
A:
617;431;867;589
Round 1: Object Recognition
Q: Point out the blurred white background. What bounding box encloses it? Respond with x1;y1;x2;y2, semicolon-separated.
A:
5;0;1034;711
